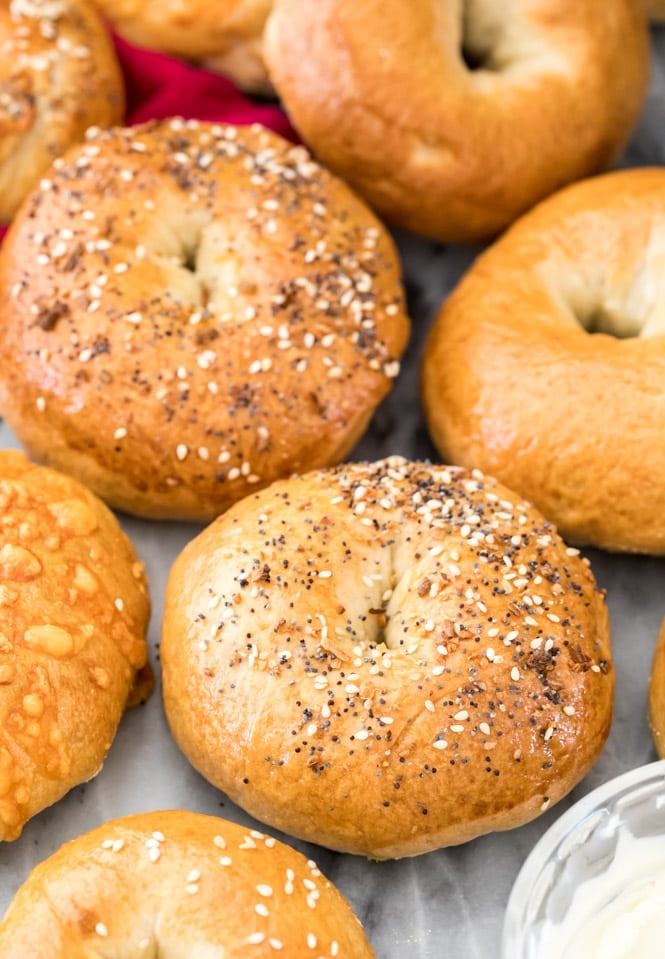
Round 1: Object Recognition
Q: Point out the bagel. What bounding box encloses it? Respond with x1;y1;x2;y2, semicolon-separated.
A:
0;809;375;957
0;119;409;522
264;0;649;244
646;0;665;21
94;0;273;94
649;619;665;757
162;457;613;858
0;0;123;223
0;449;150;842
422;168;665;554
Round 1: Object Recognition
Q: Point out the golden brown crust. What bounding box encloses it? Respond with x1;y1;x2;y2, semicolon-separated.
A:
0;119;409;522
0;0;124;223
265;0;649;243
0;809;374;957
0;449;150;842
95;0;273;93
646;0;665;21
649;619;665;757
162;457;613;858
422;167;665;554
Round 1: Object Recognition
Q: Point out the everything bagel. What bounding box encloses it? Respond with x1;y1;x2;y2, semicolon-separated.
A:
265;0;649;243
162;458;612;858
0;0;123;223
0;810;375;957
422;168;665;554
0;119;408;521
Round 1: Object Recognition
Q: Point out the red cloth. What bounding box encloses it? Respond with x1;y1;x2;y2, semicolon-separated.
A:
113;34;296;138
0;34;296;242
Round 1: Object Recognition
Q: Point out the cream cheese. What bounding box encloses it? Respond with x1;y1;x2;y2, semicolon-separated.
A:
539;831;665;959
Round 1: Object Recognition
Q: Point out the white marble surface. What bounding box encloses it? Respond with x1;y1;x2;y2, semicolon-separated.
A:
3;28;665;959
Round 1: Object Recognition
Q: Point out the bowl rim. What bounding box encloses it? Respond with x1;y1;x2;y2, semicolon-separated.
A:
501;759;665;958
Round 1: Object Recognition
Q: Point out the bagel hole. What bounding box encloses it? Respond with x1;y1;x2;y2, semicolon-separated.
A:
461;44;491;71
182;246;197;272
581;309;641;339
460;2;502;72
541;262;651;339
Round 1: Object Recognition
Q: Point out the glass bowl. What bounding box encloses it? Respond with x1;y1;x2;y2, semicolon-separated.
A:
502;761;665;958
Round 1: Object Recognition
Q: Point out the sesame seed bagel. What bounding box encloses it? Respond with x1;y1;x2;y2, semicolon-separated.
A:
0;0;123;223
422;168;665;554
0;119;409;522
94;0;273;94
162;457;613;858
649;619;665;757
264;0;649;244
0;810;374;957
0;449;150;843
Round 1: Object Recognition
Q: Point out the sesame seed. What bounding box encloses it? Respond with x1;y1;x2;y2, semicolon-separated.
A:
95;923;108;937
176;444;189;461
433;739;448;750
247;933;265;945
510;667;520;682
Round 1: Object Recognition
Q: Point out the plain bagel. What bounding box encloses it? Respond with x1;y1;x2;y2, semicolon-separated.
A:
162;457;613;858
422;168;665;554
0;0;123;223
264;0;649;244
94;0;274;94
0;809;375;957
0;449;150;842
0;119;409;522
